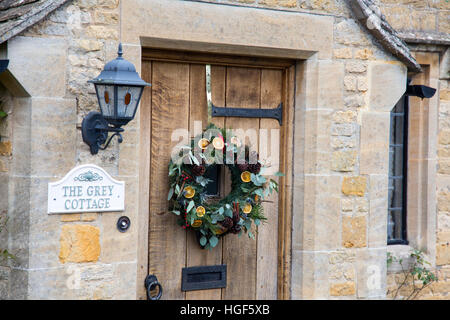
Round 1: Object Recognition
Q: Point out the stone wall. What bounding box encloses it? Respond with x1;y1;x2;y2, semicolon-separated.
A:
0;0;447;300
2;0;135;299
0;84;12;299
379;0;450;41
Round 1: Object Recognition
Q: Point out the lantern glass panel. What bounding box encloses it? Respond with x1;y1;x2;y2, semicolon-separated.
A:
117;86;142;118
95;84;115;118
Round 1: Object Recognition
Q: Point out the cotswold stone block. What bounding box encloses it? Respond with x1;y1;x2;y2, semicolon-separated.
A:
59;225;100;263
368;62;407;112
93;10;119;24
344;76;357;91
358;76;368;92
436;243;450;266
331;123;356;136
439;11;450;33
8;37;67;97
341;198;353;212
259;0;297;7
332;110;357;124
342;216;367;248
346;61;367;73
411;10;436;32
441;89;450;101
333;48;352;59
335;19;370;46
0;159;6;172
318;61;344;109
438;191;450;212
342;176;367;196
355;48;373;60
77;39;103;52
330;282;356;296
0;141;11;156
78;0;119;9
360;112;390;174
86;25;119;40
438;160;450;174
60;214;81;222
331;150;357;172
439;130;450;145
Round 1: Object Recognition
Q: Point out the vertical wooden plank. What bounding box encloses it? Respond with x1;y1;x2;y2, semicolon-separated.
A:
256;69;282;299
185;64;223;300
138;60;152;300
278;65;295;300
149;61;190;300
222;66;261;300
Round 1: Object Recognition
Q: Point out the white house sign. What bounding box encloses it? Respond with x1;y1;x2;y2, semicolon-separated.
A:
47;164;125;214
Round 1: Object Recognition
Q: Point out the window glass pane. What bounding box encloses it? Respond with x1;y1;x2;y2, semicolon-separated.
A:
388;94;408;244
95;84;114;117
388;178;403;209
388;210;403;241
117;86;142;118
393;115;404;145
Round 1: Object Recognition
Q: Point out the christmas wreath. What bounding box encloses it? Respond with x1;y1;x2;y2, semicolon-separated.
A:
167;124;282;249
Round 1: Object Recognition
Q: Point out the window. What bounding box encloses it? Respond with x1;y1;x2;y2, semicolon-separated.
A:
387;92;409;245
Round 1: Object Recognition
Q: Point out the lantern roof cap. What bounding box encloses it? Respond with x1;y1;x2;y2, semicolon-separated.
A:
88;43;151;87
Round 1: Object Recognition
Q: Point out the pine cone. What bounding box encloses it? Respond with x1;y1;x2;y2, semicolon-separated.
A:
221;217;234;229
230;224;241;234
191;165;206;176
237;162;248;172
248;162;261;174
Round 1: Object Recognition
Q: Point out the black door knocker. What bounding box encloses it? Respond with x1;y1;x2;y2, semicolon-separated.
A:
145;274;163;300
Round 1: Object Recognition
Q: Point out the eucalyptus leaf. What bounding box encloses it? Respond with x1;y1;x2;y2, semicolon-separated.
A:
224;208;233;218
186;200;195;213
274;171;285;177
167;187;174;200
209;236;219;248
200;236;207;246
254;188;264;197
172;210;180;216
251;173;262;186
254;219;261;226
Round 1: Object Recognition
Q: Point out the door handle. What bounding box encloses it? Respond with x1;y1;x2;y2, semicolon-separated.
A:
145;274;163;300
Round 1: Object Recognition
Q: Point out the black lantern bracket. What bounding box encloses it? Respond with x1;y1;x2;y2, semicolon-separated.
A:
82;43;150;155
82;111;124;155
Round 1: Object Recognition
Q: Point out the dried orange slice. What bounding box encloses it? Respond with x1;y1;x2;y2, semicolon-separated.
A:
243;203;252;214
241;171;251;183
196;206;206;217
212;137;224;150
192;219;203;227
198;138;210;150
215;228;226;235
254;194;260;203
184;186;195;198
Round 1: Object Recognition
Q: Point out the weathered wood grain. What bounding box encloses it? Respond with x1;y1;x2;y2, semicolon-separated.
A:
148;61;190;300
222;66;260;300
256;68;282;299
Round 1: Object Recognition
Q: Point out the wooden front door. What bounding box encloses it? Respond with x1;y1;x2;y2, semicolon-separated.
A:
142;50;294;300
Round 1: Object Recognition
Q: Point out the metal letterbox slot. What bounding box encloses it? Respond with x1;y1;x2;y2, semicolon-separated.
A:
181;265;227;291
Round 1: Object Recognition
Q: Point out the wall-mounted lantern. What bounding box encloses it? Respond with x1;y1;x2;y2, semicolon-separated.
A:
82;43;150;155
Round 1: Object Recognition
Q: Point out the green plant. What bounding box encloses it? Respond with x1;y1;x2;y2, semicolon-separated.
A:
387;249;437;300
